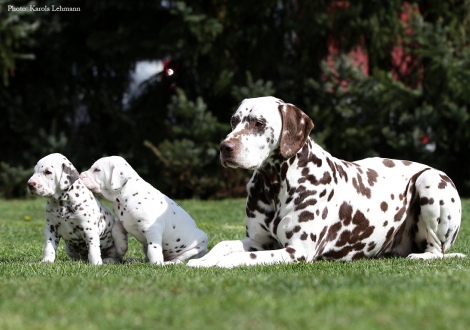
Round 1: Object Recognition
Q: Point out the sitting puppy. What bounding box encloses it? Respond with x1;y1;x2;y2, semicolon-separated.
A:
28;153;128;265
80;156;208;264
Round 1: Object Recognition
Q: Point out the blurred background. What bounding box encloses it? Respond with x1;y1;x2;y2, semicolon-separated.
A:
1;0;469;199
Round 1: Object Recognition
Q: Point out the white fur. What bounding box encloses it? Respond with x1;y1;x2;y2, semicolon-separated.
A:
188;97;464;268
28;153;128;265
80;156;208;264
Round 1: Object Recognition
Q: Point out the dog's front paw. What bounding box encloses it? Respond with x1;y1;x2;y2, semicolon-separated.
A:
164;259;184;265
187;258;219;268
41;257;55;263
88;257;103;266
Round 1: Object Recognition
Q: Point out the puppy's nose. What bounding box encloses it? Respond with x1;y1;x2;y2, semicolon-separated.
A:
27;181;36;190
219;140;235;155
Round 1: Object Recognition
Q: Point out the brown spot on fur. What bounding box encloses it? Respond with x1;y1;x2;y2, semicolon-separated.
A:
326;222;342;242
327;189;334;201
366;169;378;186
336;164;348;182
299;211;315;222
420;197;434;205
339;202;353;226
286;247;296;259
380;202;388;212
394;206;406;222
382;159;395;168
322;207;328;220
439;174;456;189
352;174;371;199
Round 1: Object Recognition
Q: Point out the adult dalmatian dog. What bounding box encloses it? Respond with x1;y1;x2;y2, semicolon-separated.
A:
27;153;128;265
188;96;465;268
80;156;208;265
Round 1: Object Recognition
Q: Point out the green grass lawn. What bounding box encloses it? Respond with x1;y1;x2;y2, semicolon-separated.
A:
1;197;470;330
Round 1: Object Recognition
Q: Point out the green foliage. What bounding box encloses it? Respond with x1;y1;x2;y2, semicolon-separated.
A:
145;88;248;198
0;0;38;86
0;162;33;198
1;0;470;198
231;71;276;100
1;198;470;329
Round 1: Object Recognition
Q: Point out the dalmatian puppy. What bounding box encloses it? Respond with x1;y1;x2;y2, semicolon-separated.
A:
188;96;465;268
27;153;128;265
79;156;208;265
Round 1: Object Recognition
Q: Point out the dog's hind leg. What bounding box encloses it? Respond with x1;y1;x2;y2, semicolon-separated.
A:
407;170;465;260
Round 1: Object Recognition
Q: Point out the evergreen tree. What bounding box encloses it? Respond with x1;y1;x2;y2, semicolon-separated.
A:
1;0;469;198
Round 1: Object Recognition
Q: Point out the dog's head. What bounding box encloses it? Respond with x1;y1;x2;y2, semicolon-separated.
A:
80;156;139;201
219;96;314;169
27;153;80;198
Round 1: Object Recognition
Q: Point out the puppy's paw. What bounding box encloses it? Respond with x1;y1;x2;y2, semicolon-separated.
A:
41;257;55;263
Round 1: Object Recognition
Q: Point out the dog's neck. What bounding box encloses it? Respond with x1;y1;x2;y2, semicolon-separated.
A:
256;136;333;197
51;178;85;203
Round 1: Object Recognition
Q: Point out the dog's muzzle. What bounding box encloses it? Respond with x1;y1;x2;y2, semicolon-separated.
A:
219;140;235;157
219;140;237;167
27;181;37;193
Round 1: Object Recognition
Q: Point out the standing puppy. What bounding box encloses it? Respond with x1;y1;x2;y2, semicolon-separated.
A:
80;156;208;264
28;153;128;265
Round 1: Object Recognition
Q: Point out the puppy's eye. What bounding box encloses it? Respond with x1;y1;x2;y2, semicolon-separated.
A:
255;121;265;127
93;168;101;173
44;170;52;175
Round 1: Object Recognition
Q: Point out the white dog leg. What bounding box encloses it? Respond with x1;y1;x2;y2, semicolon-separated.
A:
41;225;60;263
111;220;128;257
83;230;102;265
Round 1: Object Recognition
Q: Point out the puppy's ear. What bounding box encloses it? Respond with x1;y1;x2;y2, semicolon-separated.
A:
278;103;314;159
60;163;80;190
110;164;129;191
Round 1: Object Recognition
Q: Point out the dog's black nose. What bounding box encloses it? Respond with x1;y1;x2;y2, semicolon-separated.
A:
219;140;235;155
27;181;36;190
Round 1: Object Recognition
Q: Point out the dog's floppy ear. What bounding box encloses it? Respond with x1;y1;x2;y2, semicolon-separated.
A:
110;163;129;191
60;163;80;190
278;103;314;159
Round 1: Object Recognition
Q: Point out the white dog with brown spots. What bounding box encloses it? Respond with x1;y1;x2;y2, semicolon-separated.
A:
188;96;465;268
27;153;128;265
80;156;208;265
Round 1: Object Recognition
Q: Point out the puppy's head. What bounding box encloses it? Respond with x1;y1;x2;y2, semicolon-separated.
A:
27;153;80;198
219;96;314;169
80;156;139;201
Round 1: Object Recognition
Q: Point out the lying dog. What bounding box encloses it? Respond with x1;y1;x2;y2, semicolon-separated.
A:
188;96;464;268
27;153;128;265
80;156;208;264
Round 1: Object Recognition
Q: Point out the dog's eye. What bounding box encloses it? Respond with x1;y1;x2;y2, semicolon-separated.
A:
44;170;52;175
255;121;265;127
93;168;101;173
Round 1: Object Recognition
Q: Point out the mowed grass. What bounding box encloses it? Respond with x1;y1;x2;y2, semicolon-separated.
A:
1;198;470;330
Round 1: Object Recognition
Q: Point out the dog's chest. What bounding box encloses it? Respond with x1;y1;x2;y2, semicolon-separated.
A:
46;195;114;252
